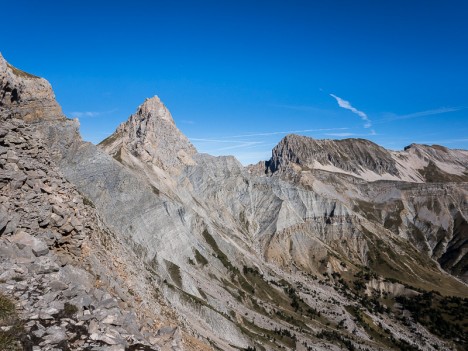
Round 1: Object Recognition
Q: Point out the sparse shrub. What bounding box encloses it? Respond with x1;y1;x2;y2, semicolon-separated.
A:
194;249;208;266
0;294;15;320
0;293;24;351
62;302;78;318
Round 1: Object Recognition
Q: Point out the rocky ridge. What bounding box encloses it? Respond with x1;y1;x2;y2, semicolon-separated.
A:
256;135;468;281
263;134;468;183
1;54;468;351
0;58;189;350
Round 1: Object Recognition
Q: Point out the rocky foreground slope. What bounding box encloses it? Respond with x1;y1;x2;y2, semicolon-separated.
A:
1;54;467;351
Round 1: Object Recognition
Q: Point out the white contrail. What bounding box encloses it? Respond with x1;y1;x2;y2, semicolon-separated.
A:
330;94;371;128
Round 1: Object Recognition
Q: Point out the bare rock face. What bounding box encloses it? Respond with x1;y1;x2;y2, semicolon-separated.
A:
264;133;468;183
100;96;196;174
0;53;64;122
256;134;468;281
399;143;468;182
267;134;400;177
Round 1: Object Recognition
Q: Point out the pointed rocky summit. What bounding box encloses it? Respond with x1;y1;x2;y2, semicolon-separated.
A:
99;95;197;172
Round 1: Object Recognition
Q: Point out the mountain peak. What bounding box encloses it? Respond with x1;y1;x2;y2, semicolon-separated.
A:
99;96;196;172
137;95;175;126
267;134;400;178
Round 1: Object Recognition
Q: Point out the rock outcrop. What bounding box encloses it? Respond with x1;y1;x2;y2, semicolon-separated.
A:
100;96;196;174
267;134;400;178
263;133;468;183
0;53;63;122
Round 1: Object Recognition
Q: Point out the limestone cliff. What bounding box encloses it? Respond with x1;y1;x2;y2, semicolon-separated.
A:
264;133;468;183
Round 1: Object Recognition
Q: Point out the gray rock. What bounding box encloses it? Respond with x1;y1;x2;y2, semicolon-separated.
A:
32;244;49;258
103;346;126;351
72;294;93;308
88;319;99;334
3;215;18;234
45;326;67;344
0;206;9;232
9;231;45;256
101;314;122;326
157;326;176;336
49;280;68;291
10;231;48;256
99;298;118;309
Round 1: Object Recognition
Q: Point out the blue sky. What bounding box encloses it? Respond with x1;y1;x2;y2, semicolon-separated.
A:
2;0;468;164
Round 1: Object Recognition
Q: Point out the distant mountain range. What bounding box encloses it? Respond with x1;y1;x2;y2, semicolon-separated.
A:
1;53;467;351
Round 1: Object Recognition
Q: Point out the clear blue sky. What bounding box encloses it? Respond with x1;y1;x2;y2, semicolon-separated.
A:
2;0;468;164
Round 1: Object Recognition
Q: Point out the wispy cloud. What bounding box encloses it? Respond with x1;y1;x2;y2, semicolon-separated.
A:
68;108;118;119
377;107;465;123
325;132;356;137
70;111;101;118
190;138;264;151
181;119;195;124
218;142;264;151
220;127;349;138
324;129;377;138
190;128;353;154
231;151;273;166
190;126;379;165
330;94;371;128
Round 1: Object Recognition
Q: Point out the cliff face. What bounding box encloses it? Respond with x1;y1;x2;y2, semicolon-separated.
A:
1;56;468;351
0;53;63;122
267;135;400;177
100;96;196;174
265;133;468;183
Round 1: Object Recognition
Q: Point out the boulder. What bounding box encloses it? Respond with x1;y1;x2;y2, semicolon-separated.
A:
9;231;49;257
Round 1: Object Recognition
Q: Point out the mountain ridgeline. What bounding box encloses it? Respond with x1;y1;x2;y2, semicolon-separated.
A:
1;54;467;351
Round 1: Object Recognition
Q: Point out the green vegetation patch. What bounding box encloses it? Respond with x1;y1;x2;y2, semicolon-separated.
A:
419;161;468;182
113;147;123;163
396;292;468;348
98;131;120;148
59;302;79;318
316;330;356;351
202;229;237;272
0;293;24;351
194;249;208;266
6;62;39;79
383;200;404;232
0;294;15;319
361;228;467;296
165;260;183;288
